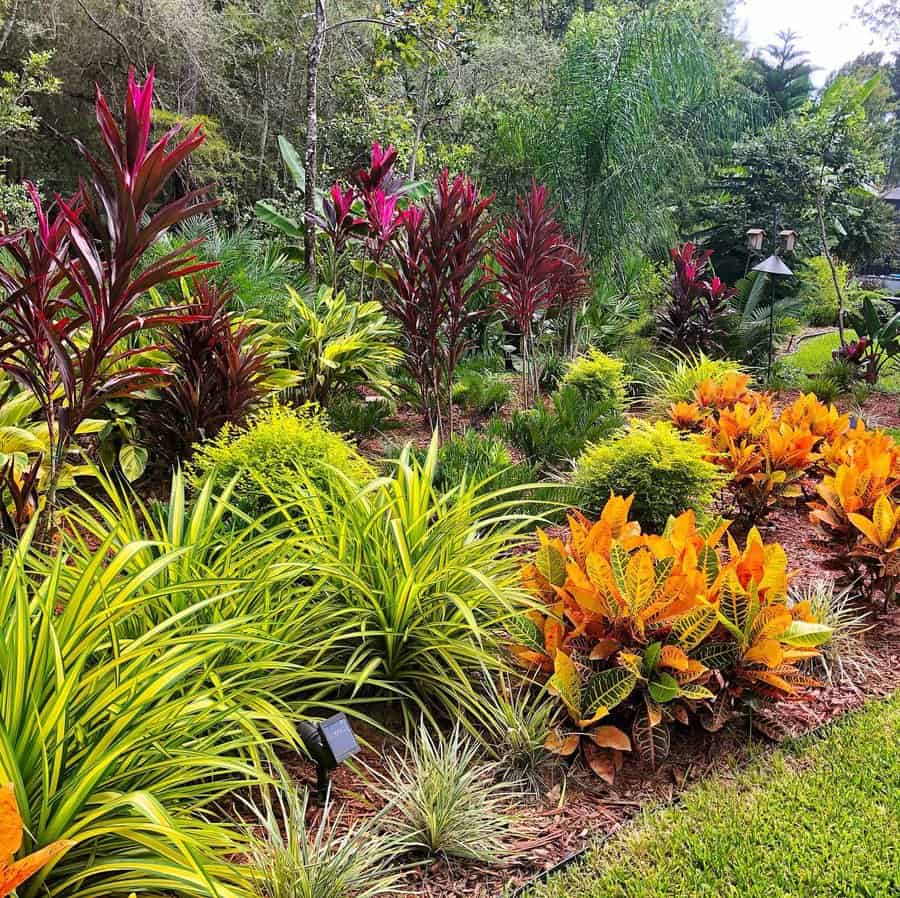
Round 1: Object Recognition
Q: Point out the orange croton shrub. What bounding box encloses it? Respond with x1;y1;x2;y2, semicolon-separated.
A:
509;495;830;782
669;379;853;523
1;784;72;897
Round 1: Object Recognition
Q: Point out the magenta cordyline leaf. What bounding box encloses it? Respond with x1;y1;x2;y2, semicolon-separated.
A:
494;180;566;334
0;67;219;451
354;141;400;195
366;189;401;245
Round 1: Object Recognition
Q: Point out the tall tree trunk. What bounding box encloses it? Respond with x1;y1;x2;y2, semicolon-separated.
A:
817;196;846;347
304;0;327;277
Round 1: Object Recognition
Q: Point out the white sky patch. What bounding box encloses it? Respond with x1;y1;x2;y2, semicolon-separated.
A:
733;0;894;86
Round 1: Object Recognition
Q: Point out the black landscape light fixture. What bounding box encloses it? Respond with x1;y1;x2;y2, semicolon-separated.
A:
298;712;361;804
753;252;794;381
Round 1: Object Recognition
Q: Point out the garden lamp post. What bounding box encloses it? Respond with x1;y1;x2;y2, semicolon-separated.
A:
753;252;794;382
746;222;797;381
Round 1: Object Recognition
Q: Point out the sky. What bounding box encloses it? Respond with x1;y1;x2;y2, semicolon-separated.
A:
733;0;893;85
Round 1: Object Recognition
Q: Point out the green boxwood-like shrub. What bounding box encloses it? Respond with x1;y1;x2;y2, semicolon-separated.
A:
191;401;373;510
574;420;722;531
561;348;626;407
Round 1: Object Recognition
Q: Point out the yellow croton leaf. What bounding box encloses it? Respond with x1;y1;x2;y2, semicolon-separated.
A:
1;784;73;898
743;637;784;669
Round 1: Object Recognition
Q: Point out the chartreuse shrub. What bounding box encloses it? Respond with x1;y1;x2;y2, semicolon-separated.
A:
190;401;373;512
509;495;830;783
0;521;303;898
561;348;626;407
528;694;900;898
574;421;722;531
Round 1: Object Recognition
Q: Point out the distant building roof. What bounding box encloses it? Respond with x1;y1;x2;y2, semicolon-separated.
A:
883;186;900;203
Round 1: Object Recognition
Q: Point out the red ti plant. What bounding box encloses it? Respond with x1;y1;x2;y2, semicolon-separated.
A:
382;170;494;437
656;243;733;353
136;278;274;467
0;67;216;515
494;181;565;405
555;241;593;356
305;183;365;288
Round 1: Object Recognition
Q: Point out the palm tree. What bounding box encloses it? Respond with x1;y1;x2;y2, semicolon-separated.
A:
525;8;748;267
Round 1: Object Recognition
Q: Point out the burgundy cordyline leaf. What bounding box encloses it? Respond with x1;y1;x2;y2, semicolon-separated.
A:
656;242;731;353
381;169;494;433
0;66;219;502
494;180;566;333
135;277;271;465
555;242;592;310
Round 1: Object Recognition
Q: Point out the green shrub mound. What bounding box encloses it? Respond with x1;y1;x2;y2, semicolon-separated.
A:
561;348;626;406
191;401;373;510
574;420;722;531
433;428;534;493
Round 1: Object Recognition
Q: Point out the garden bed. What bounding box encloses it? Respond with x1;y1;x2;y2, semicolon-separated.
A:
285;602;899;897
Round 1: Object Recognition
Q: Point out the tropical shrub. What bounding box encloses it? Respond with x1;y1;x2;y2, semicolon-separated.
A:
574;421;722;532
278;439;533;725
383;168;494;435
0;524;300;898
494;181;566;405
190;402;373;512
136;278;292;468
286;285;402;405
326;395;396;439
451;368;512;415
641;351;742;413
655;243;733;353
560;348;626;407
843;296;900;384
509;496;830;780
671;381;850;523
800;254;852;326
505;384;623;473
432;429;534;495
366;724;516;863
0;68;215;510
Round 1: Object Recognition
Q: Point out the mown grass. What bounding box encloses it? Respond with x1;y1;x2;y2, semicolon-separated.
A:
527;693;900;898
785;330;900;393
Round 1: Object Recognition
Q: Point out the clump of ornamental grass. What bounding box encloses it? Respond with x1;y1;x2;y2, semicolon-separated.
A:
366;723;519;864
246;784;403;898
789;579;874;686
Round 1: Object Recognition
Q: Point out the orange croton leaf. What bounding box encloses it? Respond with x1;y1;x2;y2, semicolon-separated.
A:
588;725;632;752
1;784;73;898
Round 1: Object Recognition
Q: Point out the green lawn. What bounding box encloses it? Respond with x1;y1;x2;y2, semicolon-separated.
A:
785;330;900;393
527;693;900;898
